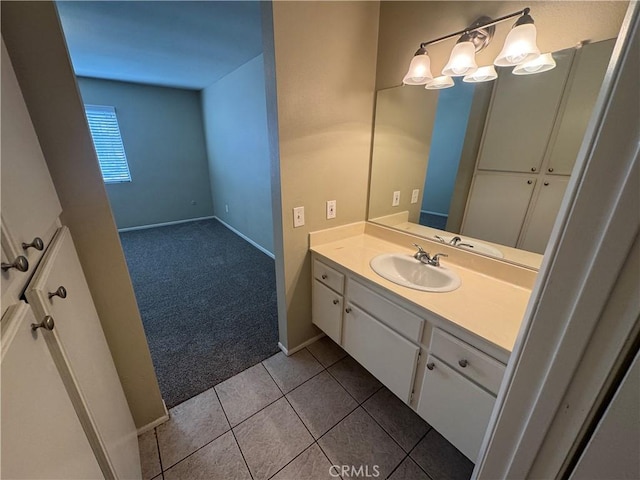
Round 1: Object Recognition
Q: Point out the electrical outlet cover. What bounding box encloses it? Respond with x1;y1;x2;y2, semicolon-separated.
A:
293;206;305;228
326;200;336;219
411;189;419;204
392;191;401;207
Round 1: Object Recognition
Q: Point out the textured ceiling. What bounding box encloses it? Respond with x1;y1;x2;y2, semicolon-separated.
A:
56;1;263;90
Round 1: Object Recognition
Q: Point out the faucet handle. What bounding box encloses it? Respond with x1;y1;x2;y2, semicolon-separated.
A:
412;243;426;253
430;253;448;267
434;235;446;243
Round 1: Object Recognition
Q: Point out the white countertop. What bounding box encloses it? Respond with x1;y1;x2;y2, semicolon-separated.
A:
310;228;533;354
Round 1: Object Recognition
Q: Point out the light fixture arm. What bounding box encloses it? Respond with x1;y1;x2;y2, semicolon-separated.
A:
419;7;530;49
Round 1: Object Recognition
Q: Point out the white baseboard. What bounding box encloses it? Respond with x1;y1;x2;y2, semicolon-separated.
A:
214;216;274;259
278;332;325;356
136;400;170;435
118;215;216;233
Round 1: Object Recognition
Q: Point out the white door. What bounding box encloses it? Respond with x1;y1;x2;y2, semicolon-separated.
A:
462;173;536;247
25;227;141;480
476;49;574;173
1;302;104;480
417;355;496;461
518;177;570;253
342;303;419;403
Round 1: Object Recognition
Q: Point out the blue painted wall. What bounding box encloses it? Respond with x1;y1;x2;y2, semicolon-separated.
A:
77;77;214;228
422;81;476;216
201;54;273;255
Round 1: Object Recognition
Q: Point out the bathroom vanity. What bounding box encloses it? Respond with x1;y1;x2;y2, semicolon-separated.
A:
310;222;535;462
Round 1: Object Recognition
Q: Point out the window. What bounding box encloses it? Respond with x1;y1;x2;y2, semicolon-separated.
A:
84;105;132;183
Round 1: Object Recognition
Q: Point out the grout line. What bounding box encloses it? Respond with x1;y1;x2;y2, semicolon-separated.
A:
213;388;255;480
315;440;345;480
153;428;165;480
385;453;410;480
406;429;435;480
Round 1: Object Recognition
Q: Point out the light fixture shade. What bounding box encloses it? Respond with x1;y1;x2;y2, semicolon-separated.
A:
494;23;540;66
403;53;433;85
442;42;478;77
463;65;498;83
512;52;556;75
425;76;455;90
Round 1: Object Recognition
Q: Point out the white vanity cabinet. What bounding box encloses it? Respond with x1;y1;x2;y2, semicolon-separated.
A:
1;302;105;480
311;254;507;461
417;329;505;460
312;259;345;344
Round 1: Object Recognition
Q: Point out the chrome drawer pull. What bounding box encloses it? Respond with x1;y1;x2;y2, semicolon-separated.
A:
427;362;435;370
31;315;55;331
458;359;468;368
321;274;328;280
48;286;68;300
333;299;339;305
345;307;352;313
1;256;29;272
22;237;44;251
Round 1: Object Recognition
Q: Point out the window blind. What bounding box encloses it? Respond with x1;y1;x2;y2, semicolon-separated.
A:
84;105;132;183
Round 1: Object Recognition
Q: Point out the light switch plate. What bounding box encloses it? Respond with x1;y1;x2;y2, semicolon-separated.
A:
411;189;420;204
326;200;336;219
392;191;401;207
293;206;305;228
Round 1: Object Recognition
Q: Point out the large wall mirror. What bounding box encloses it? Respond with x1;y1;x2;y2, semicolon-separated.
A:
368;38;616;270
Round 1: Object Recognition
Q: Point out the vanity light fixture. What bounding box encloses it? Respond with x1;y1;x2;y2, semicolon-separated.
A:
463;65;498;83
425;75;455;89
512;52;556;75
403;7;546;86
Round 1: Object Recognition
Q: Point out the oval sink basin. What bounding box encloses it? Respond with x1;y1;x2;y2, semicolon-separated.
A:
370;253;461;293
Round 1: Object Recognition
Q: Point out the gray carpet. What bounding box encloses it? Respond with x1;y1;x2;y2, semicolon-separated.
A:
119;219;279;409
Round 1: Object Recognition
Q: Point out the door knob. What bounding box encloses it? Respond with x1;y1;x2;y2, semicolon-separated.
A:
31;315;55;331
531;167;537;172
1;256;29;272
333;299;339;305
458;359;468;368
22;237;44;251
345;307;352;313
544;181;550;186
527;180;533;185
548;168;554;173
321;274;328;280
48;286;68;300
427;362;435;370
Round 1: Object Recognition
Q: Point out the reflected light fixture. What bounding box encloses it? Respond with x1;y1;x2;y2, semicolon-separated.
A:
512;52;556;75
403;7;547;86
463;65;498;83
425;76;455;90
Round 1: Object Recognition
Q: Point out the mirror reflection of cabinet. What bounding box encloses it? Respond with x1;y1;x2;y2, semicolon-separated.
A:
462;39;614;253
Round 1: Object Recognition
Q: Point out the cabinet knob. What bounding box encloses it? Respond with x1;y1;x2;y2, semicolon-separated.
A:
531;167;537;172
1;255;29;272
31;315;55;332
22;237;44;251
48;286;68;300
332;299;339;305
427;362;435;370
548;168;554;173
527;180;533;185
458;359;468;368
321;274;328;280
544;181;550;186
345;307;352;313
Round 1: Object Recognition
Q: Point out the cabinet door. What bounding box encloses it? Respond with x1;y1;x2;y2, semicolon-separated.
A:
476;49;574;173
25;227;141;480
417;355;496;461
1;302;104;480
1;42;61;259
312;279;343;344
342;303;419;403
518;177;570;254
461;173;536;247
546;40;615;175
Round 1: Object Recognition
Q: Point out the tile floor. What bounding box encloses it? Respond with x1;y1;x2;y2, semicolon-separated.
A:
138;336;474;480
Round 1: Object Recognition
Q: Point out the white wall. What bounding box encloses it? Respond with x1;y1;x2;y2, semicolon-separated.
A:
201;54;274;254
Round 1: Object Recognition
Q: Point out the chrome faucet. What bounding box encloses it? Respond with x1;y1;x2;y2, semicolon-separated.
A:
412;244;448;267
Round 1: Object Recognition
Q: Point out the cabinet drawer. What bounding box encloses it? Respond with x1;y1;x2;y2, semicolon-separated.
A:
313;259;344;294
342;303;419;403
417;355;496;461
430;329;505;395
348;279;424;343
312;280;343;344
